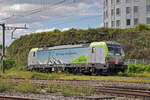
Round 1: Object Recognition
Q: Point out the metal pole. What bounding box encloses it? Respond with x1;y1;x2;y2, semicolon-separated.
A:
2;23;5;73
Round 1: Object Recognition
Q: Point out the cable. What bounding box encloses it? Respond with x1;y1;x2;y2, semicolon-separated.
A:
0;0;67;22
20;0;67;17
0;0;102;23
0;15;15;21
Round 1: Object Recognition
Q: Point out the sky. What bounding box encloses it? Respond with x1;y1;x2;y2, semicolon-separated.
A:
0;0;104;46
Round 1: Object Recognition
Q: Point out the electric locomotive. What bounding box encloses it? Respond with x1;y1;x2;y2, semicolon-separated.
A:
27;41;127;75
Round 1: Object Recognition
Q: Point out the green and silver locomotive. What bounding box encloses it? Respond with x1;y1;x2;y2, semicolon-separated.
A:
28;41;127;75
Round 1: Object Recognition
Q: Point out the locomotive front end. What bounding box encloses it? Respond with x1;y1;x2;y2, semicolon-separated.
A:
106;42;127;73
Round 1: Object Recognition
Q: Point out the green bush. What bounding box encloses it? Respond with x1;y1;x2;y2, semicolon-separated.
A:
0;59;16;70
127;64;146;73
144;64;150;72
0;59;27;71
120;64;150;77
135;23;150;31
5;59;16;70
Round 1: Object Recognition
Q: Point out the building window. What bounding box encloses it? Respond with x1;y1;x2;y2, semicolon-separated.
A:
105;0;108;5
116;8;121;16
126;19;131;26
106;10;108;18
111;21;115;27
146;0;150;4
134;18;138;25
116;0;120;4
147;17;150;24
111;9;114;16
111;0;114;4
147;5;150;13
146;0;150;13
134;6;138;13
126;7;131;14
126;0;131;3
116;20;121;27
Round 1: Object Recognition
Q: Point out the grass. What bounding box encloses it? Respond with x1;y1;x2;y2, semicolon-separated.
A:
0;79;14;92
0;78;94;96
15;81;41;93
46;84;58;93
1;68;150;96
1;70;150;83
61;87;94;96
0;79;41;93
46;84;94;96
1;64;150;83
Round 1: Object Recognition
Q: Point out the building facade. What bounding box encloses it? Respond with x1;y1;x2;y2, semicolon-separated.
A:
104;0;150;28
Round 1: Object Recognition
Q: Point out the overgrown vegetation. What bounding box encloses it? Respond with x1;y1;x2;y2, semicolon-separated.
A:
0;79;94;96
0;79;41;94
0;59;26;71
119;64;150;77
61;86;94;96
7;24;150;65
46;83;94;96
15;81;41;93
0;79;14;92
1;69;150;83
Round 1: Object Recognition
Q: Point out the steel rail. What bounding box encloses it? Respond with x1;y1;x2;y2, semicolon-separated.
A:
97;87;150;97
0;96;38;100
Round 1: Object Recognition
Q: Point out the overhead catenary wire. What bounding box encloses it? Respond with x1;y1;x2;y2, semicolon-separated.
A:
0;0;102;26
0;0;68;22
0;0;103;22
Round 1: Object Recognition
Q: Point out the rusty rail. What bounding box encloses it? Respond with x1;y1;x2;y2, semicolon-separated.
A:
0;96;38;100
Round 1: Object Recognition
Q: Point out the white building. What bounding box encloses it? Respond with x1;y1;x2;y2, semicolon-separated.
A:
103;0;150;28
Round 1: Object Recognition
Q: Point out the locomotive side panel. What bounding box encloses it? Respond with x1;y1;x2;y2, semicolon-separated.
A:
36;47;89;65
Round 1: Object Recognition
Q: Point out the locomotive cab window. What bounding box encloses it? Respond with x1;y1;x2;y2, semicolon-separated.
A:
92;47;95;53
108;44;122;55
33;52;36;57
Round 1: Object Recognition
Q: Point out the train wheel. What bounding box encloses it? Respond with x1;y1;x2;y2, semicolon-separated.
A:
91;68;97;76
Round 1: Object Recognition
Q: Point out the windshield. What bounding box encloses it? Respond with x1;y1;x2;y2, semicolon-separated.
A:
108;44;123;55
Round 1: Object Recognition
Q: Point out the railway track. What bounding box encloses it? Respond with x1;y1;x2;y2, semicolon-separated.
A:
0;95;116;100
10;78;150;90
0;96;37;100
1;78;150;99
98;87;150;97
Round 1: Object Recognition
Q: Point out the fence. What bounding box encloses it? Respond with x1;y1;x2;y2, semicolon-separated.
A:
125;59;150;65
